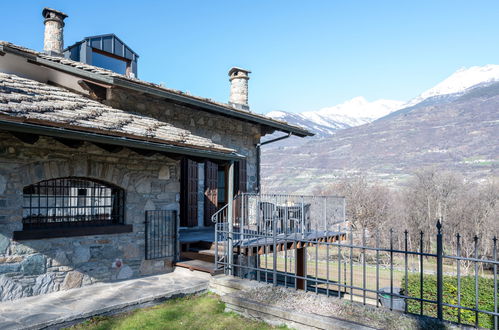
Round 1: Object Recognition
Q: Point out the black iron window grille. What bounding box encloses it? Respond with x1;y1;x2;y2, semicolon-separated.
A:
22;177;125;230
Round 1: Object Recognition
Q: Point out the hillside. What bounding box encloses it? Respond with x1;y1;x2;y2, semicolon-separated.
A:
261;81;499;193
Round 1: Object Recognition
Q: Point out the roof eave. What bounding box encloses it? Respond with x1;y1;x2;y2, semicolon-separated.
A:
0;119;243;161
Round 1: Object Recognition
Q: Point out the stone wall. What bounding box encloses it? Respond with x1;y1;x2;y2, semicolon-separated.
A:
0;132;179;301
105;88;267;192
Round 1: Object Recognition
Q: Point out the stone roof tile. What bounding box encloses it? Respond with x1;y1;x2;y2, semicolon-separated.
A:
0;72;234;154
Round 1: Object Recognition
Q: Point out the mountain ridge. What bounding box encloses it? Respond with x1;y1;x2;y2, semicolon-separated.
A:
265;64;499;137
261;65;499;193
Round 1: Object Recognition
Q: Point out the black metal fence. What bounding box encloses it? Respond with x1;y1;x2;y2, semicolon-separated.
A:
145;210;176;260
216;210;498;329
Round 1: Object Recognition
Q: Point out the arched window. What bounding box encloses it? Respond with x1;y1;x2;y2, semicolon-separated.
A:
22;177;125;230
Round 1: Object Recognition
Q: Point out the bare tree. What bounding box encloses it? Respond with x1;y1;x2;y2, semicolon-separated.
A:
401;168;462;252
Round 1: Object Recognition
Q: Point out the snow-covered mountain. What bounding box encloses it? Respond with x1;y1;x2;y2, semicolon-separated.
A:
405;64;499;107
266;64;499;137
267;97;405;136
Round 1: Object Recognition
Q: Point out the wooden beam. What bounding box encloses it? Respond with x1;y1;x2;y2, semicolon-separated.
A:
296;247;307;290
78;80;108;101
11;132;39;144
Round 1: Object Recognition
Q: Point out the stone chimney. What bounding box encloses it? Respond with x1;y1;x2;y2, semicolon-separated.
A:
42;7;68;56
229;67;251;111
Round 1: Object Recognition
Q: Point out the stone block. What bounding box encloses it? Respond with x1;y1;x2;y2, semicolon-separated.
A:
0;256;23;263
51;251;69;267
32;273;56;295
21;254;46;275
135;178;151;194
10;243;34;255
158;165;170;180
62;271;84;290
0;262;21;274
72;246;90;264
144;200;155;211
90;246;119;260
0;234;10;254
123;243;140;259
117;265;133;280
0;174;6;194
0;275;26;301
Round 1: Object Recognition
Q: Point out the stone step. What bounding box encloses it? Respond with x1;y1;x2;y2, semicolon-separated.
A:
175;259;223;275
180;251;215;263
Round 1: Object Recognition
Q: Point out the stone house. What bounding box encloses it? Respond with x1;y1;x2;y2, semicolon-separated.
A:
0;8;311;301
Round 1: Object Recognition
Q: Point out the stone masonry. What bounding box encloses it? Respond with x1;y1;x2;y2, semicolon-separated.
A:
0;132;179;301
42;8;67;55
229;68;251;110
104;87;265;192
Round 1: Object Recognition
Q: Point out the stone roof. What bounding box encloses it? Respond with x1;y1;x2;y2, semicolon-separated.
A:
0;72;235;154
0;41;313;137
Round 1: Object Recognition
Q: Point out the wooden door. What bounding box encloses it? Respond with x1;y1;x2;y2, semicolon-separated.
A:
180;158;198;227
204;160;218;226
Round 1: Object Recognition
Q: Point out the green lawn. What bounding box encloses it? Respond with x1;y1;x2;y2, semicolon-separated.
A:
68;293;285;330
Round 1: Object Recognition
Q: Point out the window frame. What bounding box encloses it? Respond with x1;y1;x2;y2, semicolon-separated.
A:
13;177;131;241
91;48;132;76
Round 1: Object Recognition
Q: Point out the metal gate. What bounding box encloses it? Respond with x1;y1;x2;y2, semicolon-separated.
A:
145;210;177;260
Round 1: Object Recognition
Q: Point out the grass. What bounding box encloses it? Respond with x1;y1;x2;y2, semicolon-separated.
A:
68;293;286;330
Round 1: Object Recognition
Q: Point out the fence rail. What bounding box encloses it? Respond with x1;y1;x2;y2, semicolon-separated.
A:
215;194;498;329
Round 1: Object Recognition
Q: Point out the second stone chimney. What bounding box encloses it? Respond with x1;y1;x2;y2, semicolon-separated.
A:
229;67;251;111
42;7;68;56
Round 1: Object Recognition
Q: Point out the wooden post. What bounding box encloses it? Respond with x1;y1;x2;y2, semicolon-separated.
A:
296;246;307;290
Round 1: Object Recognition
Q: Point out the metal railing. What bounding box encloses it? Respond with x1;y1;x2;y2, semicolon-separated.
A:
233;193;346;232
215;200;499;329
212;193;347;272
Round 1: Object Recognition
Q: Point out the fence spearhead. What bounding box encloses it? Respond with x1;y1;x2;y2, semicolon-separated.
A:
436;219;442;232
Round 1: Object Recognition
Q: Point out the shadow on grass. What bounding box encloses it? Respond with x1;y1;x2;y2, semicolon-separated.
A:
67;293;286;330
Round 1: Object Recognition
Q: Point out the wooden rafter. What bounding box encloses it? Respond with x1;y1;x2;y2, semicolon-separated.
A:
77;80;108;101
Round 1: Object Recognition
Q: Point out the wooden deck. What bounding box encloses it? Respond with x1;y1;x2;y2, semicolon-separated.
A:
230;230;347;256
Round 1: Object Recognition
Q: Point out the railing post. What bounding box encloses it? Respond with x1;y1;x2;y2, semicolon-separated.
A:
214;217;219;270
436;219;443;321
227;161;235;276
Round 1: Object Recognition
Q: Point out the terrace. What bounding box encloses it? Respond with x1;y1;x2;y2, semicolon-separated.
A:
208;195;499;329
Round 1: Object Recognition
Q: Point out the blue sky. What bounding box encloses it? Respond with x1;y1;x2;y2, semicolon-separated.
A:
2;1;499;113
